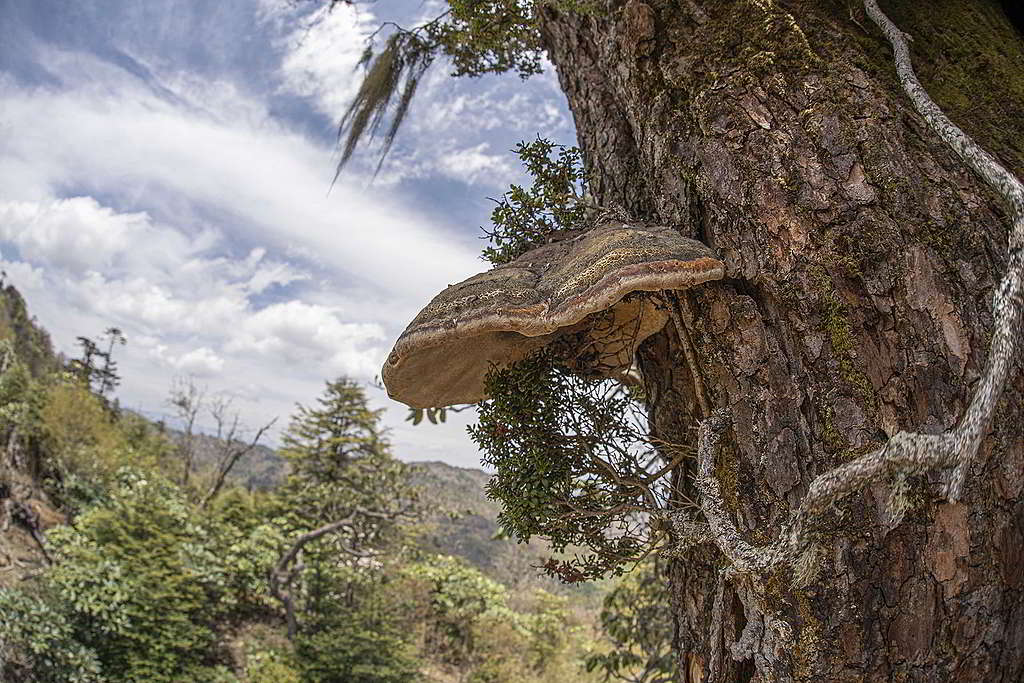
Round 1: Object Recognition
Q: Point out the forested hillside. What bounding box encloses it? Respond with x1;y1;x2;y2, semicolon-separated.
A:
0;284;671;682
171;423;598;598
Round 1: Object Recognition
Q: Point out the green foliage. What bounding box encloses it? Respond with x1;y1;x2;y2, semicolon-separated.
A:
284;552;423;683
470;350;667;582
482;137;588;265
297;609;421;683
246;641;301;683
586;561;677;683
39;379;171;513
407;555;514;665
406;555;596;682
268;377;427;680
427;0;545;79
0;291;626;681
277;377;415;549
39;380;124;505
0;588;102;682
0;340;45;465
1;466;263;682
209;491;285;616
44;469;228;681
281;377;389;483
0;282;58;378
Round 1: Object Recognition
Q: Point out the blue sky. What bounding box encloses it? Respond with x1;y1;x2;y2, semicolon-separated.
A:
0;0;576;467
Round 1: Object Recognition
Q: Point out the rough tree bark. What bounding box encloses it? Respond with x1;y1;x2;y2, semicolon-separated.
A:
538;1;1024;680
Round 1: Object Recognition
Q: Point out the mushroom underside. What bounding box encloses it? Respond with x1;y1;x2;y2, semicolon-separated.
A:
386;296;669;409
382;223;725;409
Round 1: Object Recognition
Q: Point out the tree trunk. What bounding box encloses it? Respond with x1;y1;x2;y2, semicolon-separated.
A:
539;1;1024;680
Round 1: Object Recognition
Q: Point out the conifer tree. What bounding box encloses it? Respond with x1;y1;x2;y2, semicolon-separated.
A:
270;377;418;639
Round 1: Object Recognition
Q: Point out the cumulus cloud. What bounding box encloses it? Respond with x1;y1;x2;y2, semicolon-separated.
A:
151;345;225;376
0;0;574;467
0;197;164;274
0;192;388;382
0;197;237;301
227;300;385;373
437;143;517;186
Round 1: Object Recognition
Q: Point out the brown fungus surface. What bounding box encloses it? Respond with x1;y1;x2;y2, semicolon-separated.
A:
382;222;725;408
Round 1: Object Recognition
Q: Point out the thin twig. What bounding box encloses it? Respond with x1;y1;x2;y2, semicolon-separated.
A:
666;293;712;417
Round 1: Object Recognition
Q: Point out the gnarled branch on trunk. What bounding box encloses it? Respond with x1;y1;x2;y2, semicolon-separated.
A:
684;3;1023;674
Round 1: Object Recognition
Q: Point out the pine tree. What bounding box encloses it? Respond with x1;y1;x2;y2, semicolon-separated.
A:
270;378;418;640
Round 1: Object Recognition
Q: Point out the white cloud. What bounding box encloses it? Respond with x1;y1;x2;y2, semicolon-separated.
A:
151;345;225;376
437;143;517;186
0;46;487;466
227;300;385;375
0;78;482;303
0;260;45;294
0;1;576;468
0;197;162;274
268;4;573;191
246;257;310;295
276;3;377;119
0;192;387;381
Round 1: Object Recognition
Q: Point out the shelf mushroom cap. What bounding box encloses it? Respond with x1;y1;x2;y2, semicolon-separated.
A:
382;222;725;408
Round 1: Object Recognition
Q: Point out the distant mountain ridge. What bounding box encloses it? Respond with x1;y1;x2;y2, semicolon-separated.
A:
167;428;286;491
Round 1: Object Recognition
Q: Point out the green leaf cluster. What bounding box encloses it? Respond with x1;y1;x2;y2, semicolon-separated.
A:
482;137;588;265
42;469;234;681
0;588;102;682
295;574;422;683
469;350;662;582
0;339;45;463
427;0;545;79
0;336;173;515
404;555;592;682
585;560;678;683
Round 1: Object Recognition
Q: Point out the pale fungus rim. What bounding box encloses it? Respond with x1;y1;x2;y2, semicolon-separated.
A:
381;223;725;408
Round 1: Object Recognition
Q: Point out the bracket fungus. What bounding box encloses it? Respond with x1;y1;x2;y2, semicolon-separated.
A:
382;222;725;408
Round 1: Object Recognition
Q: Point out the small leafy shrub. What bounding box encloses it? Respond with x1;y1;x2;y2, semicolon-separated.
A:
406;555;515;666
297;617;421;683
44;469;228;681
482;138;588;265
0;588;102;682
585;560;677;682
247;646;300;683
470;350;668;582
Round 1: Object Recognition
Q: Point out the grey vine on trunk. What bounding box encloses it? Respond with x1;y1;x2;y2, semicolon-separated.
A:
537;1;1024;680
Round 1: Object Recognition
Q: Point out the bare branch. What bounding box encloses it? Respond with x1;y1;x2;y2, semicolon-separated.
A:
198;416;277;509
268;506;407;639
168;377;205;488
